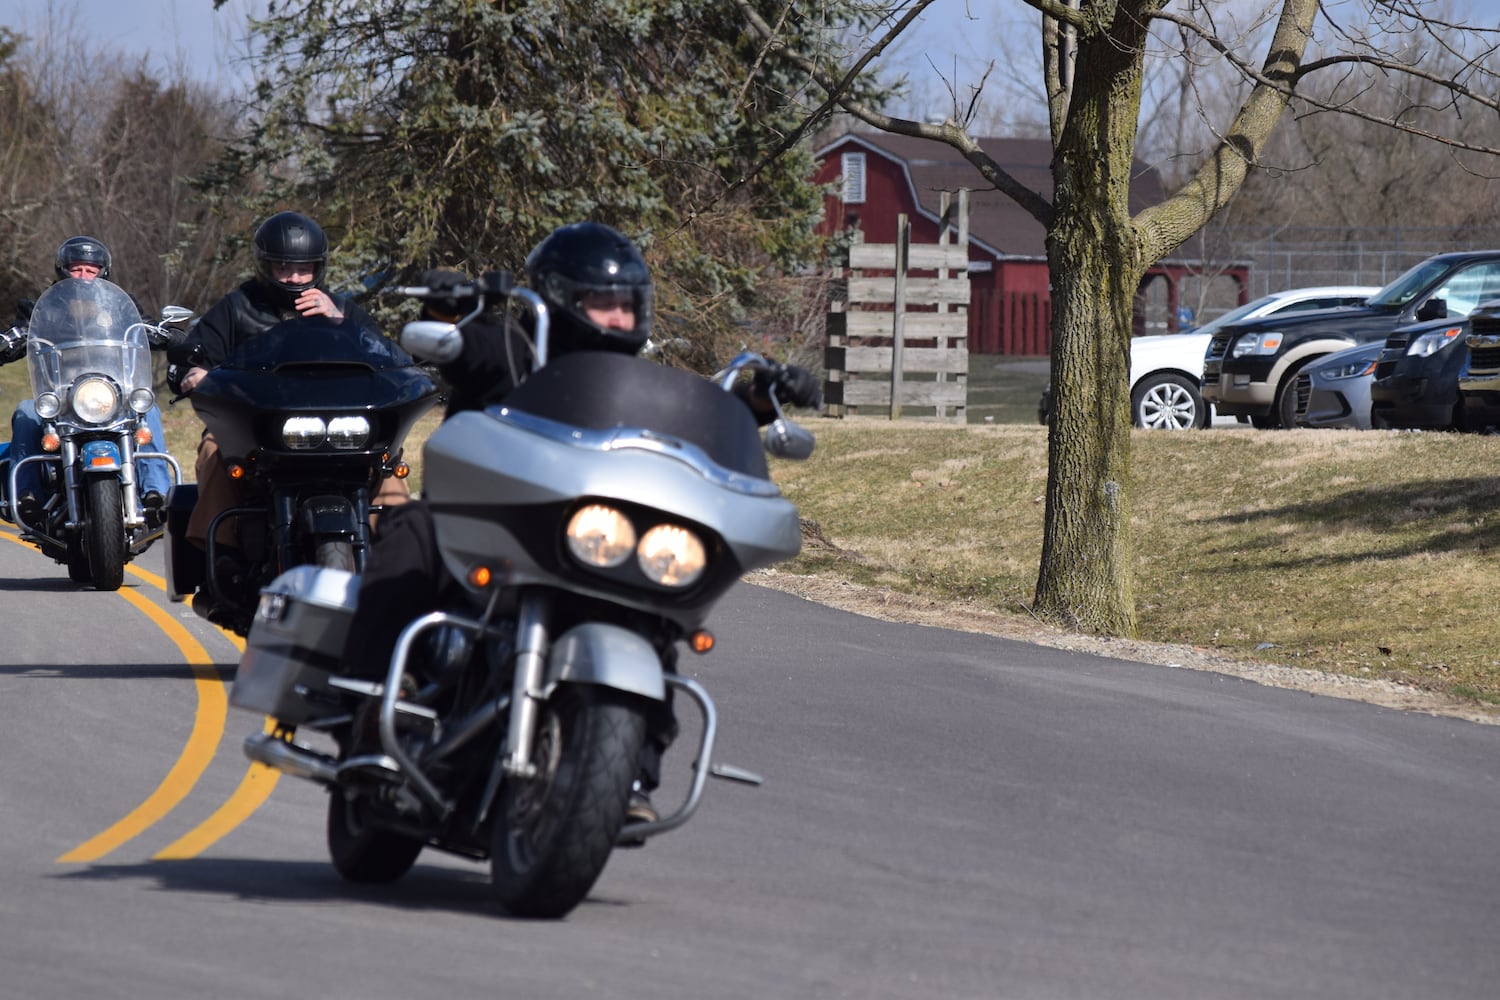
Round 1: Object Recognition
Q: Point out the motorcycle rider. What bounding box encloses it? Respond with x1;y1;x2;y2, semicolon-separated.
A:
338;221;822;832
1;236;175;527
168;210;412;565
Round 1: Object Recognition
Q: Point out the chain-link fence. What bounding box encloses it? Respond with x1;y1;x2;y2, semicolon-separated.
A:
1166;226;1500;326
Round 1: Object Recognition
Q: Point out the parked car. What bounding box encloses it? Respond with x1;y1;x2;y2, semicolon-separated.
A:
1455;301;1500;430
1294;340;1382;429
1036;286;1378;429
1369;316;1474;430
1202;251;1500;428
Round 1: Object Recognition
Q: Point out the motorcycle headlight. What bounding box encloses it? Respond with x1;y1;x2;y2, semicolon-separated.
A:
566;504;636;568
1230;332;1284;358
1407;326;1462;357
72;377;119;423
129;387;155;414
282;415;327;449
637;523;706;588
327;415;371;450
35;392;61;419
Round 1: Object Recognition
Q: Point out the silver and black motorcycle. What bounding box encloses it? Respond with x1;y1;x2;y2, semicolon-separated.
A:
230;275;813;917
0;278;188;590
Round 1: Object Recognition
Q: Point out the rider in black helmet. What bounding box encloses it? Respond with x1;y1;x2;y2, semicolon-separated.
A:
167;211;407;597
339;221;821;835
251;211;330;312
54;236;112;281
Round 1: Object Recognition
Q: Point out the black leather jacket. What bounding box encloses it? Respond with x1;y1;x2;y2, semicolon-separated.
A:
168;278;377;393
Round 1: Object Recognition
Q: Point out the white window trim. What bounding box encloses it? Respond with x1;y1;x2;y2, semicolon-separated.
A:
841;152;866;205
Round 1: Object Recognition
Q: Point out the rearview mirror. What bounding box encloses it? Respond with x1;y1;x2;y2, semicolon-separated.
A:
763;417;815;461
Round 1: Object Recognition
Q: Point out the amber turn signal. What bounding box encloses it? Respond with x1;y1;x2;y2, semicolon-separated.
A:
688;630;715;654
467;564;493;588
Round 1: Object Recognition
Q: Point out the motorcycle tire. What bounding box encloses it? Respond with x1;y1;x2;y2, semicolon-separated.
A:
84;477;126;591
490;685;647;919
326;788;425;883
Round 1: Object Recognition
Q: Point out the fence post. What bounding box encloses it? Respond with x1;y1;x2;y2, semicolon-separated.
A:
890;214;909;420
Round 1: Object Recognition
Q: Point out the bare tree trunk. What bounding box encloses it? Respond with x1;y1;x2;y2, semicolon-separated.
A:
1033;10;1150;635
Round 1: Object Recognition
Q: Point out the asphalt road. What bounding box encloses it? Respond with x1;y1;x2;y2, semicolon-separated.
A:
2;528;1498;999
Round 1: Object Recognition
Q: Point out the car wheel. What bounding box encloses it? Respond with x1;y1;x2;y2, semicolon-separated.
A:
1274;360;1319;430
1131;373;1204;430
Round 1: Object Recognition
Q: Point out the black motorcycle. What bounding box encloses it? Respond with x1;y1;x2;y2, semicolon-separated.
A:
163;317;441;634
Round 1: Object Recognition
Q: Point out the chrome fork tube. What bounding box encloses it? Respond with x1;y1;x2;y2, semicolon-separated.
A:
502;590;552;778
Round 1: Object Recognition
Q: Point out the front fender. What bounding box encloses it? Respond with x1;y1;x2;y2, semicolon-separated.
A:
80;439;122;474
1267;339;1359;387
545;622;666;701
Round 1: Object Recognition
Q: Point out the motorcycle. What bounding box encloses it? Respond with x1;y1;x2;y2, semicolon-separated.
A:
229;274;814;918
163;315;442;636
0;278;189;591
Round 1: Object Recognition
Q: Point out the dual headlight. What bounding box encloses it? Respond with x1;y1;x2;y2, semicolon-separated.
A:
565;503;707;588
281;415;371;450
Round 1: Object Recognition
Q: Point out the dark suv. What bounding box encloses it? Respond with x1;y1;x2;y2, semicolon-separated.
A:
1368;316;1473;430
1455;302;1500;430
1201;251;1500;428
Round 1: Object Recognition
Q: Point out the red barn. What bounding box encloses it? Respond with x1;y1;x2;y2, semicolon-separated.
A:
812;131;1247;355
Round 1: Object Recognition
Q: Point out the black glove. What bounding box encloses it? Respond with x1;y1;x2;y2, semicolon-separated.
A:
0;326;25;364
772;363;822;410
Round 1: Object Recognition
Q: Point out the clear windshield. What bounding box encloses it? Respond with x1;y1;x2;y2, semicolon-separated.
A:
1367;260;1451;307
1189;295;1281;335
25;278;151;398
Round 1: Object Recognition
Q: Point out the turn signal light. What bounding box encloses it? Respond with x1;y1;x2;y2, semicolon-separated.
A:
689;630;715;654
41;432;60;452
394;462;410;479
467;564;493;588
135;427;153;446
227;463;247;480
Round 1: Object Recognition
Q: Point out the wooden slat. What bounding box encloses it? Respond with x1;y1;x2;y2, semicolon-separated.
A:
840;312;967;339
850;243;970;272
842;381;969;406
848;276;971;306
844;346;969;374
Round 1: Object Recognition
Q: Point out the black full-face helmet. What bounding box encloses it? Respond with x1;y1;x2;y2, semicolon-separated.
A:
55;236;111;281
253;211;328;309
524;222;652;356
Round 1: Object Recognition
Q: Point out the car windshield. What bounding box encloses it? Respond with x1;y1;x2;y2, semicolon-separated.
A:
1367;260;1452;307
1189;295;1281;335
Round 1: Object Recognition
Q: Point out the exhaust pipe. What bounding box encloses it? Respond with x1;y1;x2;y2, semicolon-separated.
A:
244;732;339;785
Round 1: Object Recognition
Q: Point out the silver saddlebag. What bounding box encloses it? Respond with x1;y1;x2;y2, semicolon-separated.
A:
231;566;359;723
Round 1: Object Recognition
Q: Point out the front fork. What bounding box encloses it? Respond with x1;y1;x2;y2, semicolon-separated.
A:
501;591;553;779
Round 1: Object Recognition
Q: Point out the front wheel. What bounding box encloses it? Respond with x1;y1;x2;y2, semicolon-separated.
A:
490;686;648;919
84;476;126;591
1132;373;1205;430
327;789;425;883
315;539;356;571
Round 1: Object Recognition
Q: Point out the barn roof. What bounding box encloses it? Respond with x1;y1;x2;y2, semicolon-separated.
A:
815;131;1168;261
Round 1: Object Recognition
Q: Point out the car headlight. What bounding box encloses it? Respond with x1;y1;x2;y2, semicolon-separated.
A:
1230;332;1284;358
72;377;119;423
566;504;636;568
1407;326;1463;357
637;523;706;587
282;415;326;449
327;415;371;450
1323;358;1376;380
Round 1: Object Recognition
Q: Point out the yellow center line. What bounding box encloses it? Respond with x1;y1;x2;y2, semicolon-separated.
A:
0;531;281;862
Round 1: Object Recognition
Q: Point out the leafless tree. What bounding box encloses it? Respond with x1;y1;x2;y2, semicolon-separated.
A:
737;0;1500;636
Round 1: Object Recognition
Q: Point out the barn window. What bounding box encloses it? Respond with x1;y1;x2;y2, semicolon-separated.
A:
840;153;866;204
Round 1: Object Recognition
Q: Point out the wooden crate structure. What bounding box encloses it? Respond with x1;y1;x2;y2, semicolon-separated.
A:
824;192;970;421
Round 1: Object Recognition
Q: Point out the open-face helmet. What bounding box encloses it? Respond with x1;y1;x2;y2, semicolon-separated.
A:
524;222;652;356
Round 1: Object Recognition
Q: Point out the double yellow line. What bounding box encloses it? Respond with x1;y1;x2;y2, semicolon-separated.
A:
0;532;280;862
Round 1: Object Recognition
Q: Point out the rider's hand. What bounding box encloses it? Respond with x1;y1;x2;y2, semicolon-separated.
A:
295;287;344;319
772;363;822;410
0;326;25;364
180;365;209;392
